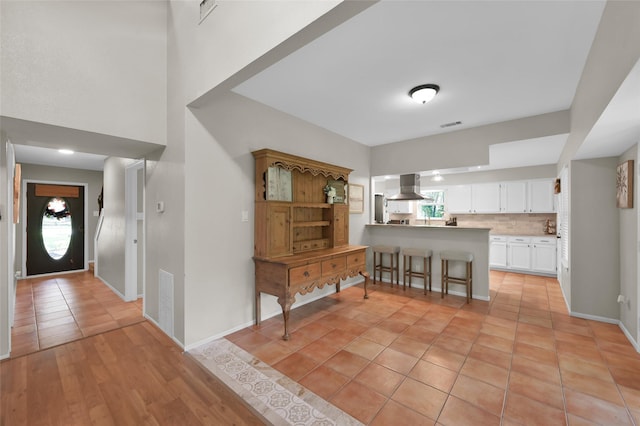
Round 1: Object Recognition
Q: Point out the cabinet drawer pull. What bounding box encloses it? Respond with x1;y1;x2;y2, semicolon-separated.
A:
303;271;310;277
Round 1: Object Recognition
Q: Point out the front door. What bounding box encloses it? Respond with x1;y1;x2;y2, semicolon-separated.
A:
26;183;85;276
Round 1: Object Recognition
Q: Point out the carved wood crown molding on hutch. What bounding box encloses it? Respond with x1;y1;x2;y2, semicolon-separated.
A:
252;149;352;181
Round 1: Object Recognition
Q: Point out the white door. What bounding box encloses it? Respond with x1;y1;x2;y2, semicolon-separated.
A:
124;160;144;302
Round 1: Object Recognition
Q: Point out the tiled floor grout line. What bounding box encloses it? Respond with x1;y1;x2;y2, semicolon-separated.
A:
231;274;635;423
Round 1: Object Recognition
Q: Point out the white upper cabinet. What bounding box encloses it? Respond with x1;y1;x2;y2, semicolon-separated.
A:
447;185;472;213
528;179;555;213
387;200;413;214
501;181;528;213
446;178;555;215
471;183;501;213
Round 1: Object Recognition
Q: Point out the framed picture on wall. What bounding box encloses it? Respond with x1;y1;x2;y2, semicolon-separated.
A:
349;183;364;214
616;160;633;208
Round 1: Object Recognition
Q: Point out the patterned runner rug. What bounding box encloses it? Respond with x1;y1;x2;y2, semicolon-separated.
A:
189;339;363;426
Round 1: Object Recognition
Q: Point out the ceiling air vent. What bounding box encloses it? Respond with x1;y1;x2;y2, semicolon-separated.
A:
440;121;462;129
199;0;217;24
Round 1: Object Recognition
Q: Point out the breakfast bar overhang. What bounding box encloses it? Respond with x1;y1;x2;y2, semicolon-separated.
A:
365;224;491;301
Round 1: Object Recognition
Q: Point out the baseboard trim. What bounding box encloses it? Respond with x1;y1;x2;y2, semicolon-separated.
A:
94;274;126;301
144;314;185;350
184;279;365;352
570;311;618;324
618;321;640;353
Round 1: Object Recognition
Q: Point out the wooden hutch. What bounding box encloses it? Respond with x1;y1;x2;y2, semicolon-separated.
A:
252;149;369;340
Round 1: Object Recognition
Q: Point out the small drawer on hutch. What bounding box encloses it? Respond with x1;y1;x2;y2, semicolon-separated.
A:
346;252;365;268
292;239;329;252
289;263;321;284
322;257;346;276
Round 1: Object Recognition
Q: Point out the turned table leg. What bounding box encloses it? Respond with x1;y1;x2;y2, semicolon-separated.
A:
277;296;294;340
360;270;370;299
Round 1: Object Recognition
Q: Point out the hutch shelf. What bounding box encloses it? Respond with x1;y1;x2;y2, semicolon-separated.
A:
252;149;370;340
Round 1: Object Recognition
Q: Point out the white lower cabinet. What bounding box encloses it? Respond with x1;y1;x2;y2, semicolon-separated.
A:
508;237;532;271
490;235;557;276
531;237;557;274
489;236;507;268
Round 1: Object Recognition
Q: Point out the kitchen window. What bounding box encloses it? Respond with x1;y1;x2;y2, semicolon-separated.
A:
417;190;445;220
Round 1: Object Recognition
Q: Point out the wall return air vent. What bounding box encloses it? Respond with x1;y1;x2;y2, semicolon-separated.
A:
199;0;218;24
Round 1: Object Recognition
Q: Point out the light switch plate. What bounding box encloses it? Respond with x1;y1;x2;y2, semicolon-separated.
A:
241;210;249;222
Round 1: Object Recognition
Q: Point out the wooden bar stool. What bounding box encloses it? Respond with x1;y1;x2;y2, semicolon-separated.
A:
372;245;400;286
440;250;474;303
402;248;433;294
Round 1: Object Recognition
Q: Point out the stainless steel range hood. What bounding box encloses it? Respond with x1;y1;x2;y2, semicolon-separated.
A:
388;174;426;201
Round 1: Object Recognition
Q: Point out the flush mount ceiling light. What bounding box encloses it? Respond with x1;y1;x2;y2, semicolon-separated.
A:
409;84;440;104
58;149;74;155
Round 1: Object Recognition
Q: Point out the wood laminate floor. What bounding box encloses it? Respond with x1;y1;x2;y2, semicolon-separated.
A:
1;321;264;425
2;271;263;425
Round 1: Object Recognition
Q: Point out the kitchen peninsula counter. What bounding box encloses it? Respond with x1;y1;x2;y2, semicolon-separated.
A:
365;223;491;300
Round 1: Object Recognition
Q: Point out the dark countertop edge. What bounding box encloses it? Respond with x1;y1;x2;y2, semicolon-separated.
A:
365;223;491;231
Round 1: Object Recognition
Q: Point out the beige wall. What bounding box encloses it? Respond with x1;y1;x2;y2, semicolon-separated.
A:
570;158;620;320
96;157;135;298
559;1;640;168
184;92;370;348
160;1;365;347
0;1;167;145
619;144;638;341
371;111;569;177
0;136;12;357
14;164;103;273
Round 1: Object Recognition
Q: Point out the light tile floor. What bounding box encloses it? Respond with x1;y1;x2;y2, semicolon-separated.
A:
11;270;143;357
223;271;640;425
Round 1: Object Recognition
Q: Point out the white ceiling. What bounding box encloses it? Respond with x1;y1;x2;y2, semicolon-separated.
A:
232;0;640;175
234;1;605;149
13;144;106;171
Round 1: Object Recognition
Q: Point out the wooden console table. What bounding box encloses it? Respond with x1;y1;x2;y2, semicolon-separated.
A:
254;245;370;340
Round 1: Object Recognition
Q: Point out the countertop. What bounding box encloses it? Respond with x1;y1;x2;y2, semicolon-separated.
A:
365;223;492;231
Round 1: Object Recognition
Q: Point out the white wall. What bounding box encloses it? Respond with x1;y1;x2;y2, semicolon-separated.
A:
570;158;620;321
96;157;135;298
0;1;167;145
619;144;638;342
14;164;103;272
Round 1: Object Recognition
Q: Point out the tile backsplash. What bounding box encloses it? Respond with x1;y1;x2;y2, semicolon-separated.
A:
454;213;556;235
